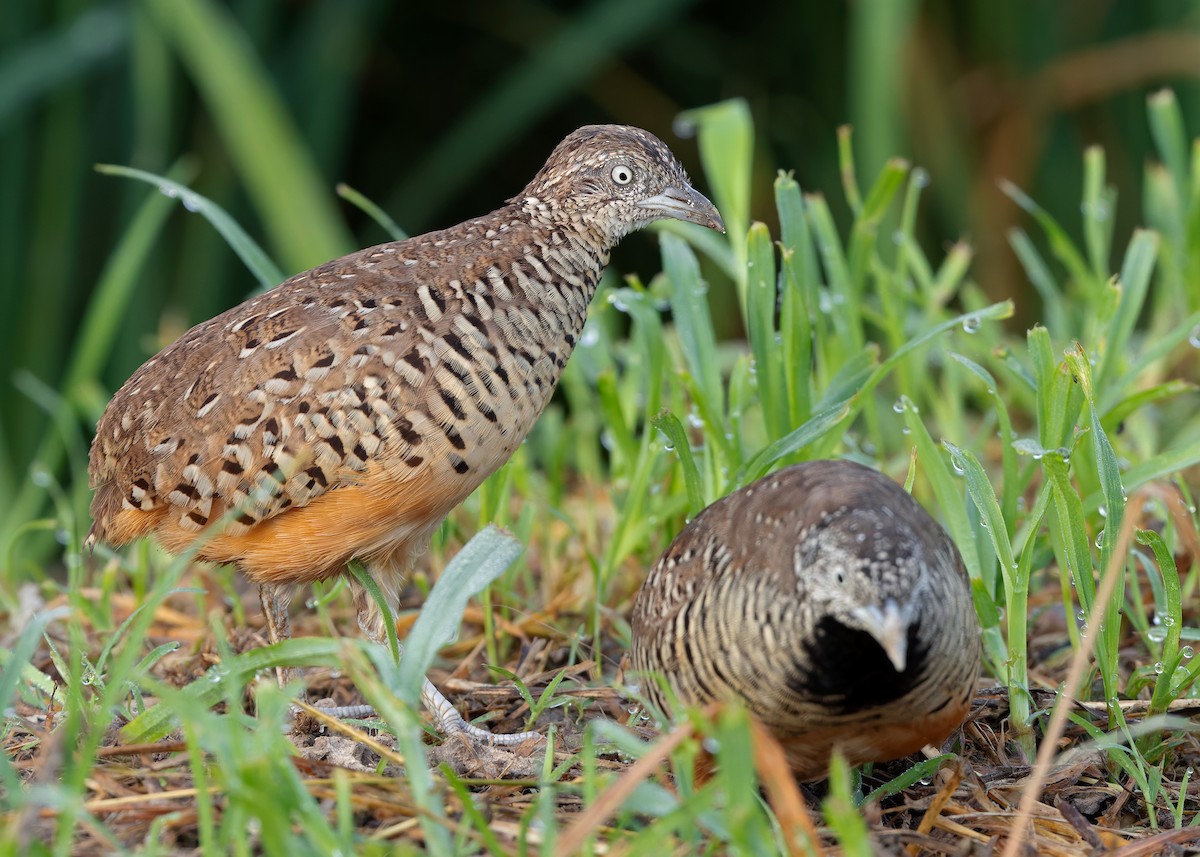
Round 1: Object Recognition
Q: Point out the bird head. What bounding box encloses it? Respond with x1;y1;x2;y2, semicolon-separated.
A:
515;124;725;244
797;522;931;676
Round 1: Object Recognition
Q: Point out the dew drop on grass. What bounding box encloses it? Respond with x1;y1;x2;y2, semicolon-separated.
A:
1188;325;1200;349
1095;529;1105;549
1147;626;1167;644
901;426;910;435
702;737;720;754
158;184;179;199
1098;505;1107;518
961;317;981;334
950;455;965;475
1183;646;1195;659
893;399;906;413
1154;662;1165;675
913;168;930;188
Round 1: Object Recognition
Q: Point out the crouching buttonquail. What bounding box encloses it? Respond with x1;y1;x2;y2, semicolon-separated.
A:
87;125;725;745
631;459;980;778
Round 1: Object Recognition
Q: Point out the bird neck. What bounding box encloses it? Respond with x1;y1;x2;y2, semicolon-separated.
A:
517;194;617;253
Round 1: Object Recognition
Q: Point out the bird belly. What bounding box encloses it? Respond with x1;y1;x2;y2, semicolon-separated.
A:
776;695;973;781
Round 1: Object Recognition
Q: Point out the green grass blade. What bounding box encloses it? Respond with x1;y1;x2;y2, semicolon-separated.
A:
651;411;704;518
397;526;523;705
662;232;723;417
96;164;284;289
1095;229;1159;403
143;0;351;269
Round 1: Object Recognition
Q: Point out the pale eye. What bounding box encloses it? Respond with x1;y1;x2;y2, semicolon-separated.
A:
610;164;633;185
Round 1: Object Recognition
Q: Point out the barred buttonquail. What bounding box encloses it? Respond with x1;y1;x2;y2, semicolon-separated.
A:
87;125;725;744
631;460;980;778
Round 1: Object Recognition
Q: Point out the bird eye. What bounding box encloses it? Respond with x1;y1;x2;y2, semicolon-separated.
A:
610;164;633;185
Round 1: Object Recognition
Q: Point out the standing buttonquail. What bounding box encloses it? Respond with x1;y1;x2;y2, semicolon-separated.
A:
87;125;725;744
631;460;980;778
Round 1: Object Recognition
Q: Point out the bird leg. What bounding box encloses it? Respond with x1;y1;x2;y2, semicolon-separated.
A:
419;673;539;746
258;583;295;687
350;570;541;746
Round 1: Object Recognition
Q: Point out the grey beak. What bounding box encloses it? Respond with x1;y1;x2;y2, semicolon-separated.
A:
637;184;725;233
851;598;910;673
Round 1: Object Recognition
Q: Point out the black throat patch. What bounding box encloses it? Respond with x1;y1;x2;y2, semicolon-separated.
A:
787;615;929;714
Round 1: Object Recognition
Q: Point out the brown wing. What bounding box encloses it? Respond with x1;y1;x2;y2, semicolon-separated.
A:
87;221;523;557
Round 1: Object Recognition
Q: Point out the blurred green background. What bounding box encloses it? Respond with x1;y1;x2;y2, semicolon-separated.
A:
3;0;1200;568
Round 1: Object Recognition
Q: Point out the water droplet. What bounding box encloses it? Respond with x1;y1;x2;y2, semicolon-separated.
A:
1147;626;1167;644
580;326;600;347
664;443;675;452
702;737;721;754
606;293;630;313
1164;615;1176;627
1154;662;1165;675
913;169;930;188
1056;447;1070;460
1183;646;1194;659
182;195;200;213
1081;200;1110;222
159;184;179;199
893;400;907;413
687;410;704;429
1095;530;1105;549
950;456;965;475
901;426;910;435
1188;326;1200;349
1098;505;1107;518
31;467;52;488
891;230;906;246
961;317;981;334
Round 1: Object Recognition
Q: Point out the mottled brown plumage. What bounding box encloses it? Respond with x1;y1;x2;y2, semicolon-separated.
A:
88;124;724;743
631;460;980;779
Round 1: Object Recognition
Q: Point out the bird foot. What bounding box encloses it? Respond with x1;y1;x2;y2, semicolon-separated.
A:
291;684;541;747
422;676;542;746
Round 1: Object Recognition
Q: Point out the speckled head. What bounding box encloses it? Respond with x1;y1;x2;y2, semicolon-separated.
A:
515;124;725;243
